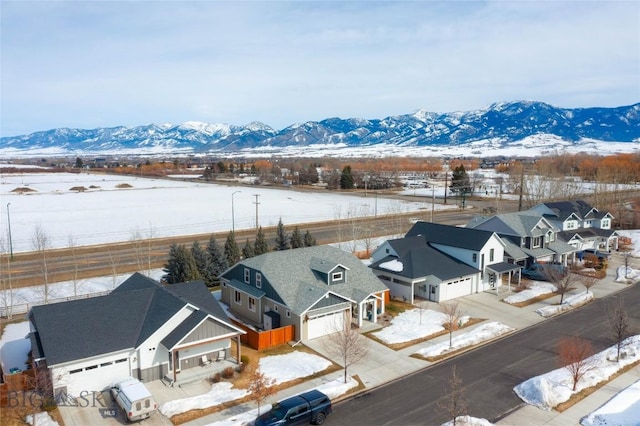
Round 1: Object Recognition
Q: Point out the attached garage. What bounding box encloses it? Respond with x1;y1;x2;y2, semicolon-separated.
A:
307;309;348;340
54;356;131;397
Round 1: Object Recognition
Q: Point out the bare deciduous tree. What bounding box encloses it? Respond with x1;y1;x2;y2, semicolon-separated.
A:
608;298;630;362
546;268;577;305
31;224;51;304
247;368;276;416
557;336;594;391
323;313;369;383
580;275;598;296
438;365;467;426
440;300;462;349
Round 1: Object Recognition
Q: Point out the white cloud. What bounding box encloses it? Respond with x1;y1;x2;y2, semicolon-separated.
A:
2;1;638;136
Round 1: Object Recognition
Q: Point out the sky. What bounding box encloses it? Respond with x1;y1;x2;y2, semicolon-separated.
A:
1;1;639;137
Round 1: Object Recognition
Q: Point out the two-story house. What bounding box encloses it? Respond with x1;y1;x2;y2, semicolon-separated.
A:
219;245;389;341
467;211;577;268
369;222;520;303
529;200;618;252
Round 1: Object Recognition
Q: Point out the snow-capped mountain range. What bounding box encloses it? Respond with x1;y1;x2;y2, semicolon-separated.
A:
2;101;639;158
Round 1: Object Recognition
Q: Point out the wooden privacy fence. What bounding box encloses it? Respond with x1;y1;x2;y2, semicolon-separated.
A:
0;372;28;407
231;319;295;351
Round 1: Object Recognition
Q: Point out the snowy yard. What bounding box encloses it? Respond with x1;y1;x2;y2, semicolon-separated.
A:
415;322;514;359
371;308;470;345
581;379;640;426
514;336;640;413
159;351;354;419
502;282;557;305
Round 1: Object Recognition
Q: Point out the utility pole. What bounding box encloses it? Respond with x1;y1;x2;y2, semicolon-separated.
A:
6;203;13;260
253;194;260;230
431;185;435;222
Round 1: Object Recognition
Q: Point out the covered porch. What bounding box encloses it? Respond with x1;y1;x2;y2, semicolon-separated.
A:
487;262;522;294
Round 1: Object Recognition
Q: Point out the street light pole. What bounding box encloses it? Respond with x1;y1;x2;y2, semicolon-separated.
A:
231;191;241;234
6;203;13;260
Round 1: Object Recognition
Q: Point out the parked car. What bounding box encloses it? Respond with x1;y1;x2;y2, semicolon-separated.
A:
255;389;332;426
521;263;567;281
581;249;610;269
110;377;157;422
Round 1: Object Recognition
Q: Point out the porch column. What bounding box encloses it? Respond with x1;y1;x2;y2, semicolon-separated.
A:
372;298;378;324
172;349;177;384
357;302;363;328
236;336;241;364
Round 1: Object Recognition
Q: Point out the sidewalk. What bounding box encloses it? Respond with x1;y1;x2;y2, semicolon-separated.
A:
184;252;636;426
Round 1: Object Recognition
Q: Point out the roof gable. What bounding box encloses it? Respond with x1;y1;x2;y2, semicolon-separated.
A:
29;273;234;365
222;245;387;315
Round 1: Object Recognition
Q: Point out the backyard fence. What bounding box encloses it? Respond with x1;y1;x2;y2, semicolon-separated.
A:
0;291;111;318
230;319;295;350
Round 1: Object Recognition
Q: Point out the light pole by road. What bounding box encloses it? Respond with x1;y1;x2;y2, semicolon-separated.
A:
6;202;13;260
231;191;241;234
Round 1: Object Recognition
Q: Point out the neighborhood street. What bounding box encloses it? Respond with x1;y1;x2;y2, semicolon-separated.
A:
330;283;640;425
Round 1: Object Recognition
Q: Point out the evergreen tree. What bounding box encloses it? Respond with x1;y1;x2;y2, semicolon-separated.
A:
206;236;228;286
163;243;200;284
254;226;269;255
304;230;317;247
242;238;255;259
191;240;213;286
340;165;354;189
290;226;304;249
75;157;83;168
224;232;241;266
450;164;471;194
274;218;289;251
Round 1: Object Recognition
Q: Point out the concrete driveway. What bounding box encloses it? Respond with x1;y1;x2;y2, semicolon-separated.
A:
57;390;173;426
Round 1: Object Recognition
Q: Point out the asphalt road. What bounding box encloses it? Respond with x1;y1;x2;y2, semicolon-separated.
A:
330;284;640;426
1;199;506;287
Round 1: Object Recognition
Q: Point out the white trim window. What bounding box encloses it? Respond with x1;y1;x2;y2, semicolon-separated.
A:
256;273;262;289
244;268;250;284
234;290;242;305
331;271;343;282
286;310;291;318
248;297;256;312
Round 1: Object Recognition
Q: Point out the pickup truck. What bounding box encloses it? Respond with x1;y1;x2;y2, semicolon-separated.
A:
255;390;332;426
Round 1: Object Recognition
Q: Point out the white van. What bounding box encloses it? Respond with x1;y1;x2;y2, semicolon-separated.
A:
110;377;158;422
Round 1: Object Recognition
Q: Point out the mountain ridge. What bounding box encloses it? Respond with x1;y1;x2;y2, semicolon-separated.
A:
2;101;639;158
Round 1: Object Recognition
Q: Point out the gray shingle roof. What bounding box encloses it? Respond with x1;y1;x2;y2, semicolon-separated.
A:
405;221;498;250
370;238;479;281
29;273;236;366
470;211;554;237
224;245;387;316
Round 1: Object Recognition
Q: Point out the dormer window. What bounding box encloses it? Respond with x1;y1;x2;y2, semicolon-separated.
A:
256;273;262;289
332;271;343;282
244;268;250;284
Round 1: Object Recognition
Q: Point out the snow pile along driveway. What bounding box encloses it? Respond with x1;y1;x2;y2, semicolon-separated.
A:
535;291;593;318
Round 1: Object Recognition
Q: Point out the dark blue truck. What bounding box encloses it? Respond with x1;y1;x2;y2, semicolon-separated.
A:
255;390;332;426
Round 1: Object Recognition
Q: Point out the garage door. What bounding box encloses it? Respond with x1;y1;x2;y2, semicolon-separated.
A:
307;311;346;340
63;358;131;397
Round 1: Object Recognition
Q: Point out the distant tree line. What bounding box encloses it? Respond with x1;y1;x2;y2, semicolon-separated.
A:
162;218;317;285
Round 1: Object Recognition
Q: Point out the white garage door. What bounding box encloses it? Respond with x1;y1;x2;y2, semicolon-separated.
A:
307;311;346;340
64;359;130;396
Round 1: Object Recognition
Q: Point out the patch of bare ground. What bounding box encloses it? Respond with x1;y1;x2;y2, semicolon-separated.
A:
10;187;36;193
169;342;341;425
365;318;485;351
115;183;133;188
554;359;640;412
69;186;88;192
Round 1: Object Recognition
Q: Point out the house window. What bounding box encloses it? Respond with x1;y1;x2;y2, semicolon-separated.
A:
249;297;256;312
234;290;242;305
100;362;113;367
222;282;226;287
286;310;291;318
244;268;250;284
532;237;541;248
602;219;609;228
274;305;279;312
115;358;127;364
472;253;477;263
69;368;82;374
489;249;494;262
256;273;262;289
85;365;97;370
332;271;343;282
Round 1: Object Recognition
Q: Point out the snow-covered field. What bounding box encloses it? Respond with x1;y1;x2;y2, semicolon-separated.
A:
0;171;455;253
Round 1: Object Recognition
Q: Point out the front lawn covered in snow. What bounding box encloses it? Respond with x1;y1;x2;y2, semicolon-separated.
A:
514;335;640;412
502;281;557;306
